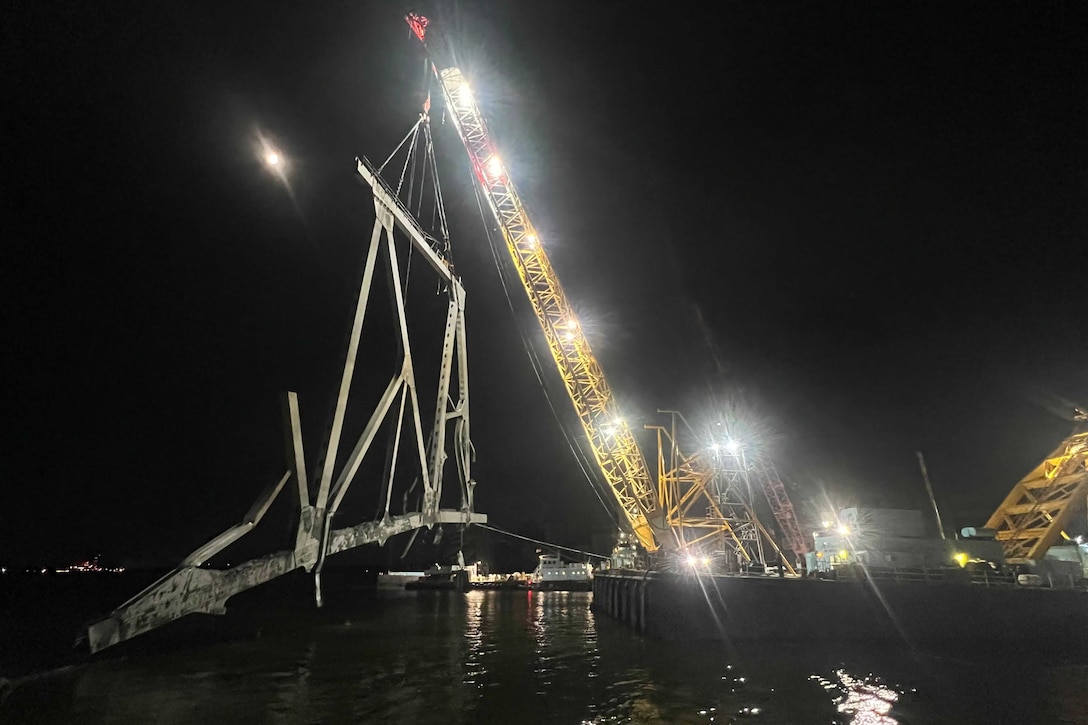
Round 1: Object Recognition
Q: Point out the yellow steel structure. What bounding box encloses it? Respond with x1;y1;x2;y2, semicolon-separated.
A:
650;422;797;573
407;14;773;560
985;428;1088;562
408;15;659;550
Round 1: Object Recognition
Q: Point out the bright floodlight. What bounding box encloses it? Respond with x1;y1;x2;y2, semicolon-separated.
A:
486;155;503;179
821;520;831;529
701;557;710;566
685;555;697;567
725;439;740;455
458;83;473;109
525;233;538;248
710;443;721;452
265;151;281;167
838;524;850;536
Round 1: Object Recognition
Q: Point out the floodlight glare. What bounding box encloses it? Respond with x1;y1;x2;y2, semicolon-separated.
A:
265;151;281;167
725;439;740;455
458;84;473;109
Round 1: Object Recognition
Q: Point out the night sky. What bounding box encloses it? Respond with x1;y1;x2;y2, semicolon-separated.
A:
4;2;1087;568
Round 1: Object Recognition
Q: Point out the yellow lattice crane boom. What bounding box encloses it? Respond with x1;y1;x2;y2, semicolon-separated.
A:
985;420;1088;563
407;14;660;551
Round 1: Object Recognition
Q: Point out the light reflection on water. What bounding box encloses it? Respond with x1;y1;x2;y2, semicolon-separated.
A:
1;589;1084;724
809;670;904;725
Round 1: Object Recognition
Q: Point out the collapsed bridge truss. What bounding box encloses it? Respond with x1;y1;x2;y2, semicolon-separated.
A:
86;154;485;654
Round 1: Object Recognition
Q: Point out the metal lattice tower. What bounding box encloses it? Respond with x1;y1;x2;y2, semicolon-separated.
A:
985;428;1088;562
707;445;799;574
749;459;811;559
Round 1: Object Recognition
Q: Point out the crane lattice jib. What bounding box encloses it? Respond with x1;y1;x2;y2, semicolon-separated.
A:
408;15;659;551
984;430;1088;562
753;460;811;555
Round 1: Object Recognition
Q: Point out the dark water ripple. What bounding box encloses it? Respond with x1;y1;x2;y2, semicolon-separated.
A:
2;589;1086;724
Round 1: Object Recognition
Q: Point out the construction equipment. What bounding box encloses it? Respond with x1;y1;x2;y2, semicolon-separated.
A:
407;14;806;568
985;413;1088;563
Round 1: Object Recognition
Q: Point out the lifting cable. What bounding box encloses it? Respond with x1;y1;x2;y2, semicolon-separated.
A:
466;178;621;531
371;112;443;522
477;523;610;560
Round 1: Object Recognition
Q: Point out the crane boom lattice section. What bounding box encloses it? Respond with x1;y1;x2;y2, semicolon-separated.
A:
750;460;811;556
416;50;658;550
984;430;1088;562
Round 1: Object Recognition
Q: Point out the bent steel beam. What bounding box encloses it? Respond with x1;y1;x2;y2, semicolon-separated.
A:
85;151;484;653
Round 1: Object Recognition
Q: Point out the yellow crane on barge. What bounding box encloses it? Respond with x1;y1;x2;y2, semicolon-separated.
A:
406;13;808;570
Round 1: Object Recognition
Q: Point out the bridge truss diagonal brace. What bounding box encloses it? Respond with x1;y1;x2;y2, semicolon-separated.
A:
85;161;486;654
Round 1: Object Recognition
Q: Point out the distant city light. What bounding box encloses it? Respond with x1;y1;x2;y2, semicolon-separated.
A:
47;556;125;575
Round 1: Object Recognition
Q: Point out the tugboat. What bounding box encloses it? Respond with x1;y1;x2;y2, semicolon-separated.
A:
529;553;593;591
405;552;471;591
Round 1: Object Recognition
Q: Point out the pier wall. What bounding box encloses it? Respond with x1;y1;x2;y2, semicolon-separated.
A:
592;570;1088;646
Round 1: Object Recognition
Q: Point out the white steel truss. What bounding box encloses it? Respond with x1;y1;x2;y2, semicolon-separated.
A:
85;156;484;654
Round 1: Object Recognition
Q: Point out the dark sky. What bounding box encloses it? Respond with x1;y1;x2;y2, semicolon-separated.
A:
4;1;1087;567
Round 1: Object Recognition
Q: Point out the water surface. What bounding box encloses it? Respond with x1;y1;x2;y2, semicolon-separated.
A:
3;589;1086;723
